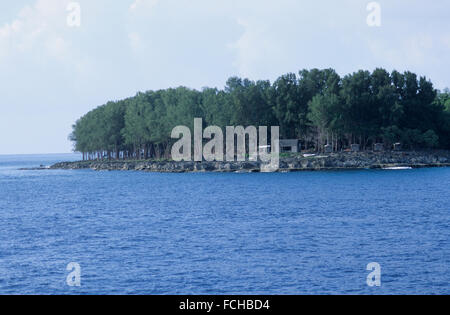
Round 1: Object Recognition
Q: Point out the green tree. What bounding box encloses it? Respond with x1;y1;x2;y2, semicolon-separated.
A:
307;93;341;150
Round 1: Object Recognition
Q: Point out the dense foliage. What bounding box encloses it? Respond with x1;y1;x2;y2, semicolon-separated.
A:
70;68;450;160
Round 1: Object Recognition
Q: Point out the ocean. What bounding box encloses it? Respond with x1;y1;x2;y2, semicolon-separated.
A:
0;154;449;294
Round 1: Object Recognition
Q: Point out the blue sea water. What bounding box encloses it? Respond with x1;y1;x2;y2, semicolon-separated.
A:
0;153;449;295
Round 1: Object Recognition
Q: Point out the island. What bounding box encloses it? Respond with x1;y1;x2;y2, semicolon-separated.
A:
56;68;449;173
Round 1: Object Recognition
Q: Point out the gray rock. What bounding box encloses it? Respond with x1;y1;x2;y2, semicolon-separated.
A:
48;151;450;173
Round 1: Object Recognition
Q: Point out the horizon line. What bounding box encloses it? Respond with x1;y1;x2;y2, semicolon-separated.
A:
0;152;79;156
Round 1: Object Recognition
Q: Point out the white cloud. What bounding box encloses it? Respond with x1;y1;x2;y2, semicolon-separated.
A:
229;18;285;78
128;32;143;53
45;36;71;59
442;35;450;50
367;33;437;69
129;0;159;12
0;0;71;61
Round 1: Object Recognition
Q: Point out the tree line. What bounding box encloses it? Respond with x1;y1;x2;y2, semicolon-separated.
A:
70;68;450;160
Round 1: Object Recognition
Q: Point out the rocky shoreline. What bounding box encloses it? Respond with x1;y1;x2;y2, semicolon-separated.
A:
47;151;450;173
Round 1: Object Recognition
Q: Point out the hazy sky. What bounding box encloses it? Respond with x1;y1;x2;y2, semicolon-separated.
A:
0;0;449;154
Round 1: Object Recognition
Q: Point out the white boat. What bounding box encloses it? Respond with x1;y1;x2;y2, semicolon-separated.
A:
382;166;413;170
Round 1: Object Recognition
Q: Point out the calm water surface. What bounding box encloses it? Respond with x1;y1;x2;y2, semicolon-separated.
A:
0;154;449;294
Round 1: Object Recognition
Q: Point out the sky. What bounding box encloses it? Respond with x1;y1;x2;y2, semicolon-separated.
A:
0;0;449;154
